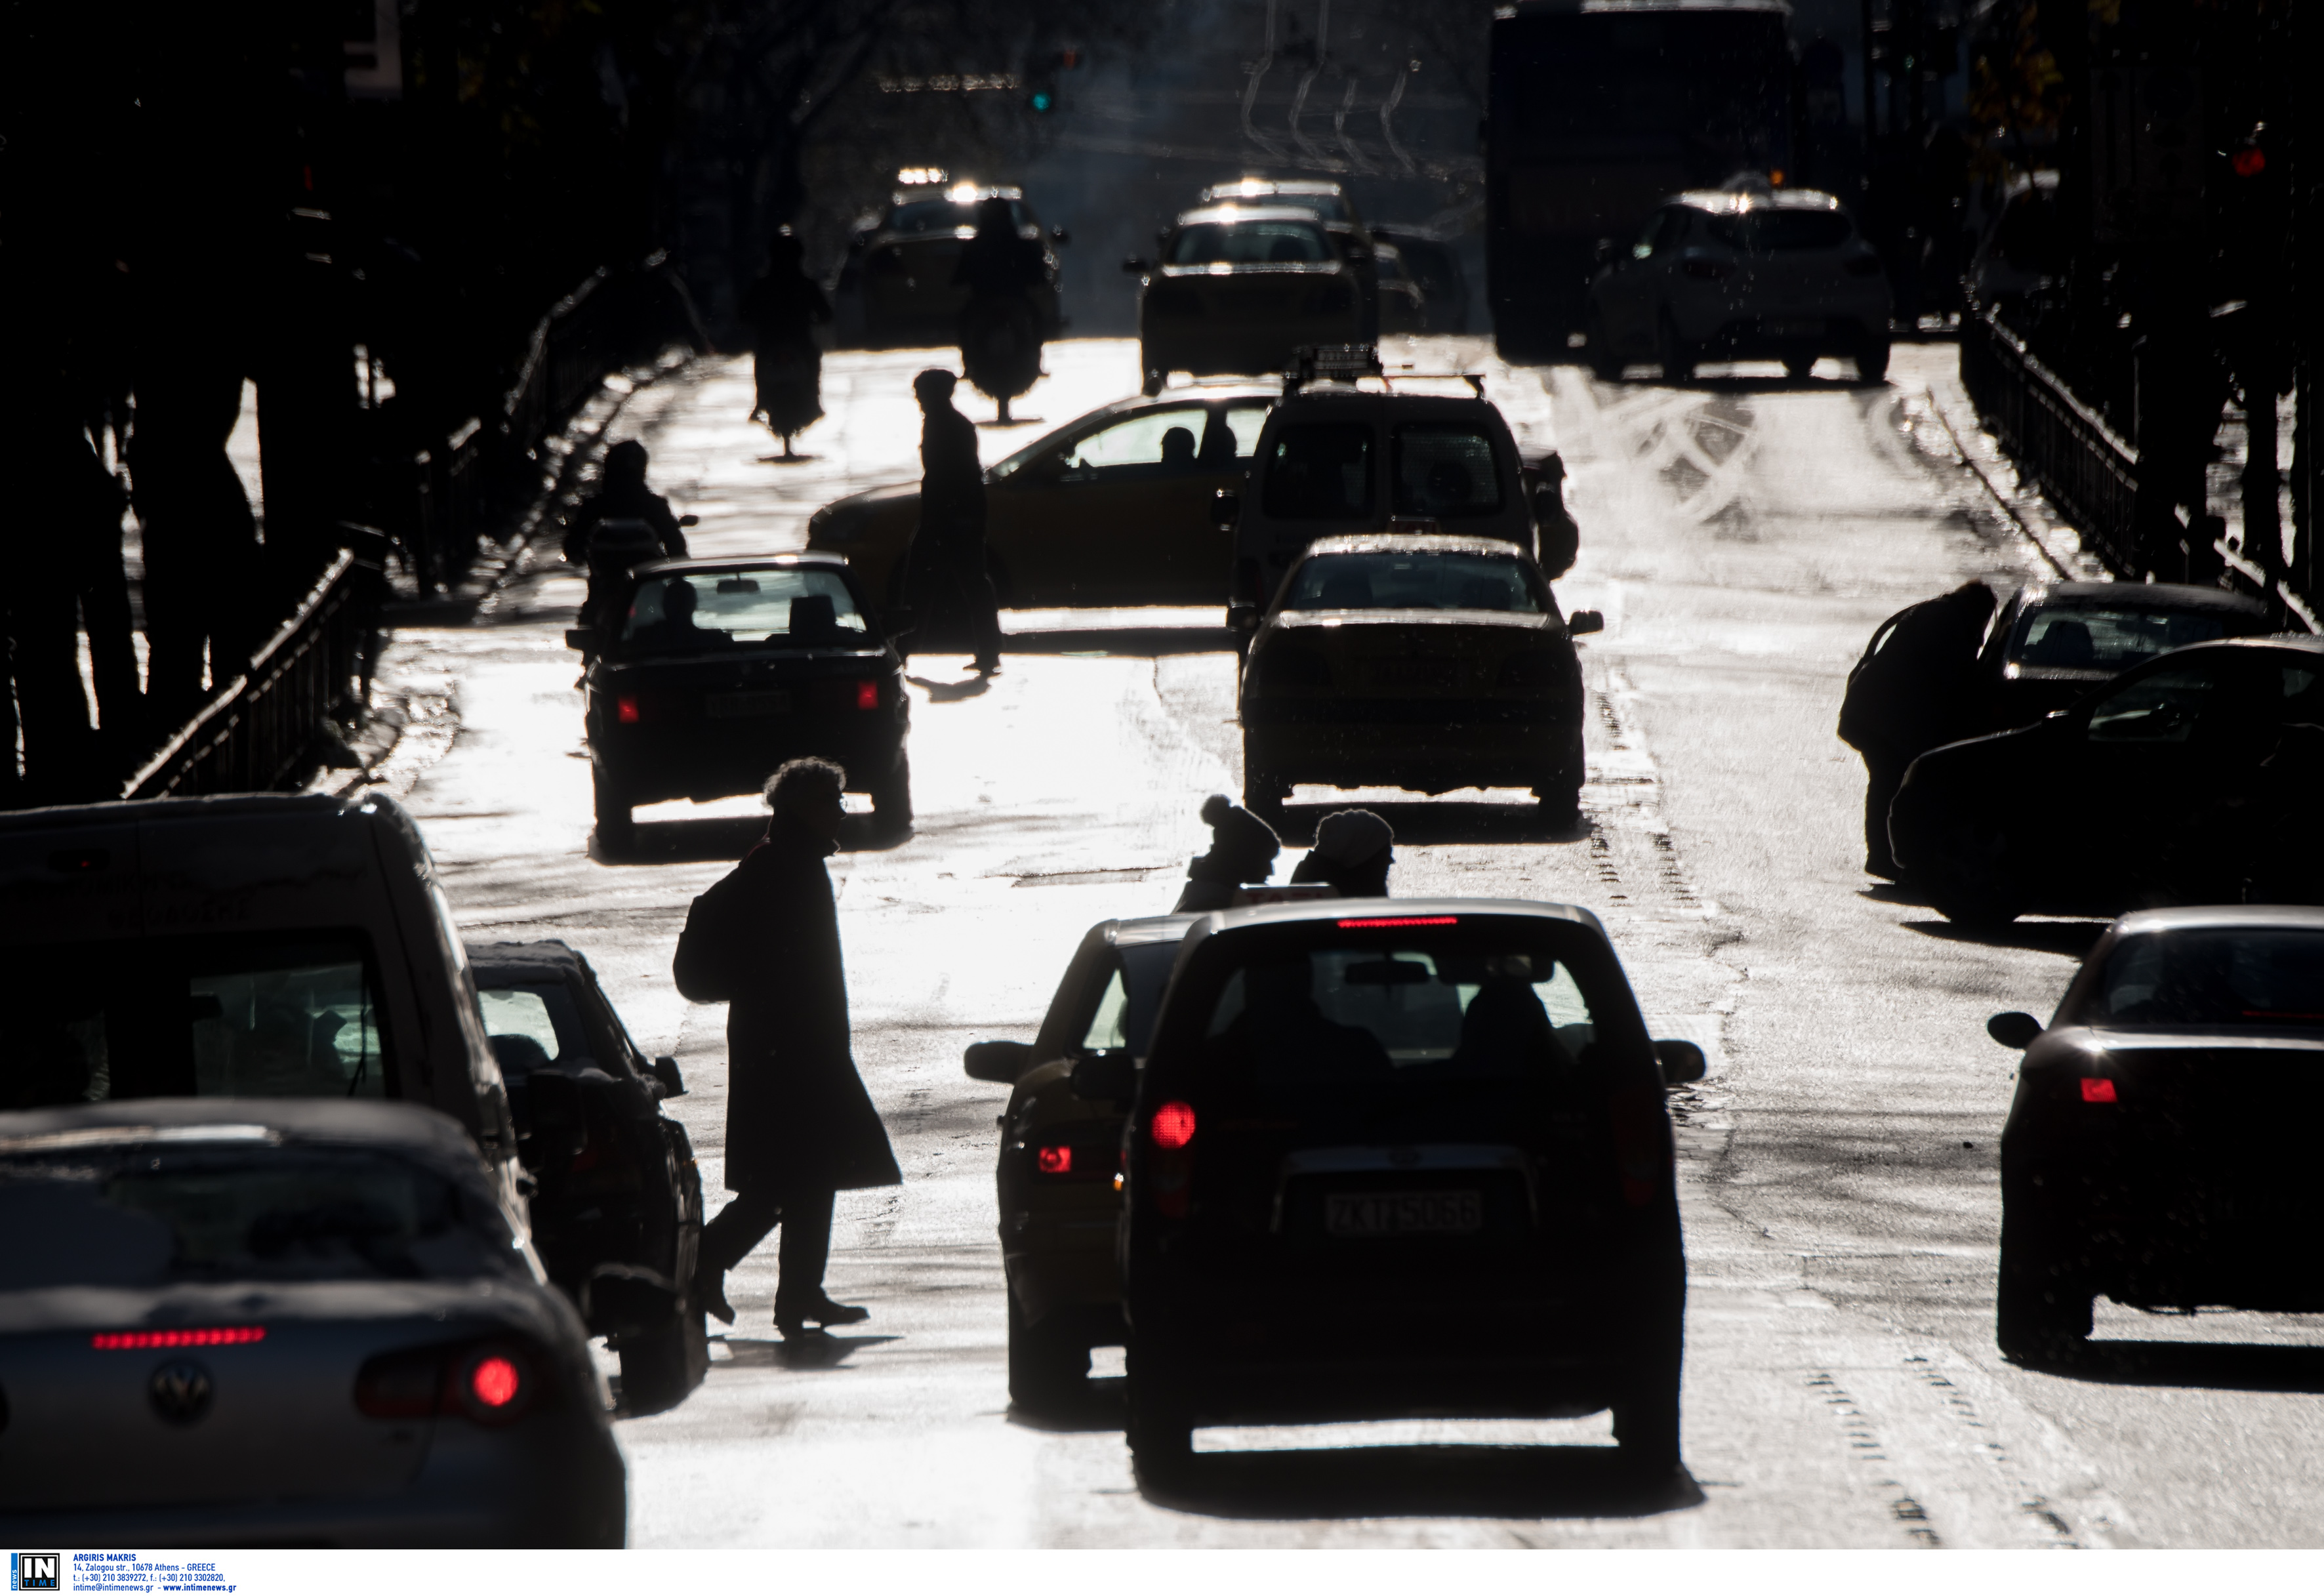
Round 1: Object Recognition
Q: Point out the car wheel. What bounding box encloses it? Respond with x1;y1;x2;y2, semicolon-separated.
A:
1657;312;1698;383
1996;1243;2092;1365
1854;331;1892;383
1782;352;1816;380
592;768;634;852
1612;1361;1682;1477
618;1296;709;1416
1006;1290;1089;1411
1926;820;2028;927
1124;1352;1195;1484
870;753;912;835
1585;307;1623;382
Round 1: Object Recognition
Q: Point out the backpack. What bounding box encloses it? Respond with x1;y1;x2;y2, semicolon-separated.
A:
672;869;744;1002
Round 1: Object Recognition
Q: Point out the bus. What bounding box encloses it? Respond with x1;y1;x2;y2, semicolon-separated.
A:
1488;0;1797;359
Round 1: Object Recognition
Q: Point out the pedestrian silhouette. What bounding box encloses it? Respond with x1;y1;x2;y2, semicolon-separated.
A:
743;229;830;460
905;369;1001;675
1839;581;1997;878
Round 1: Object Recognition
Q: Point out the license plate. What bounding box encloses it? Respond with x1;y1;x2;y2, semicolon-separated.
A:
706;689;793;718
1765;318;1824;338
1324;1190;1483;1237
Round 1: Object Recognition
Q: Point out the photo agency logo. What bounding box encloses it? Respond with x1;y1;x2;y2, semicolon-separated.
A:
10;1553;60;1592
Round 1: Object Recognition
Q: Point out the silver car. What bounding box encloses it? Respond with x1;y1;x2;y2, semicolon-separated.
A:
1585;186;1892;382
0;1099;625;1547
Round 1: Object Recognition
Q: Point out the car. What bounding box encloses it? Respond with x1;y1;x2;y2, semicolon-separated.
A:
1973;580;2272;731
1224;352;1553;617
960;914;1199;1407
1986;905;2324;1364
1890;634;2324;925
565;553;913;847
1967;171;2064;316
833;182;1065;348
0;1099;625;1546
806;386;1278;609
1196;178;1384;335
1372;226;1471;333
1114;897;1705;1480
1375;241;1429;335
1240;535;1600;824
468;940;707;1414
1126;205;1372;390
1584;185;1892;382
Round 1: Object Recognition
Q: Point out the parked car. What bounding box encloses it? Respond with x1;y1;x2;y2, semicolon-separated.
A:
1987;906;2324;1363
1240;533;1600;824
1127;205;1372;389
1372;226;1471;333
833;182;1065;348
1116;898;1705;1480
1974;580;2272;731
961;914;1199;1407
807;386;1278;609
1375;241;1429;335
468;941;706;1414
1891;635;2324;924
1224;354;1549;615
1585;186;1892;381
1966;171;2064;316
0;1099;624;1546
566;554;912;847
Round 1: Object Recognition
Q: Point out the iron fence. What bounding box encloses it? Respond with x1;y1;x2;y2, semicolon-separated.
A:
1959;310;2142;575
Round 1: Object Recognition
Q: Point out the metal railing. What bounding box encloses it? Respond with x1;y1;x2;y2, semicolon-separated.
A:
125;541;386;800
1959;309;2142;575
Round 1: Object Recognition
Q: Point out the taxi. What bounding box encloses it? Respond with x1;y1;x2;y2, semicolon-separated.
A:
834;180;1065;348
1238;533;1601;825
805;386;1276;608
1126;204;1374;390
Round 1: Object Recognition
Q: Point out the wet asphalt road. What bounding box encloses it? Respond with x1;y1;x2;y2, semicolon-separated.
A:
380;337;2324;1547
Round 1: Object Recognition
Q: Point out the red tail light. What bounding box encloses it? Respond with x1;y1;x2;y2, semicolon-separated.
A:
1151;1101;1196;1149
2081;1078;2118;1103
1036;1145;1072;1175
356;1340;540;1425
615;693;641;725
855;679;881;710
469;1354;523;1409
1335;915;1457;928
92;1326;265;1350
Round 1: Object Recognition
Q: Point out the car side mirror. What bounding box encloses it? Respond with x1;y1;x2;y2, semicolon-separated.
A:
1069;1051;1137;1105
564;626;601;652
678;513;701;528
1567;609;1604;636
964;1040;1033;1082
1051;226;1071;245
1988;1012;2044;1050
1653;1039;1707;1086
1228;603;1261;634
1594;237;1618;266
1121;256;1150;275
1213;489;1240;531
649;1055;685;1097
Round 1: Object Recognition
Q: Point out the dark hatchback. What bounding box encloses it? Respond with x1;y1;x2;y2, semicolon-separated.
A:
1117;899;1701;1481
1975;581;2272;731
469;941;706;1414
1892;636;2324;925
567;554;912;848
1988;907;2324;1362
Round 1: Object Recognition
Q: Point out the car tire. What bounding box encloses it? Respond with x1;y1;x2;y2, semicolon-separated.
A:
619;1296;709;1416
1006;1290;1089;1411
1124;1354;1195;1484
870;754;913;834
1855;332;1892;383
1657;312;1698;383
1926;820;2028;927
592;769;634;852
1996;1243;2092;1365
1612;1361;1682;1477
1585;308;1623;382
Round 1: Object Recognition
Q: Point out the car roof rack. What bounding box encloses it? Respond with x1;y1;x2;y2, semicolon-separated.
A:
1283;343;1488;398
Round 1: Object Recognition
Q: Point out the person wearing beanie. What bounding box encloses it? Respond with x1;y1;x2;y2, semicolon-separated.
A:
1173;793;1282;912
1292;808;1395;898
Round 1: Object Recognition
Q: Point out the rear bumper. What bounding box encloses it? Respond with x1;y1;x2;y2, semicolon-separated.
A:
1243;710;1579;789
591;718;905;804
1004;1211;1123;1324
1673;306;1888;354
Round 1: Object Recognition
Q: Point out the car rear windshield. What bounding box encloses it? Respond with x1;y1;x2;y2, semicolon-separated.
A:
2077;930;2324;1029
622;567;868;651
0;1143;525;1289
1;933;388;1112
887;198;1033;235
1263;424;1374;518
1702;210;1856;252
2010;605;2243;672
1393;425;1503;516
1285;552;1543;613
1189;934;1615;1085
1171;222;1333;266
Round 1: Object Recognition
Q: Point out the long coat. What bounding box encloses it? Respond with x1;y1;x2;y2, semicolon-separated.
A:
719;822;901;1198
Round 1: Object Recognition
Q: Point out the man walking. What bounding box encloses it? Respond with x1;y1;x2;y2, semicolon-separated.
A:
1838;581;1997;878
907;368;1002;675
693;757;901;1336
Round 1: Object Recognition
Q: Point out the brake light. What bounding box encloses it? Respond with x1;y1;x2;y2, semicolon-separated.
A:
469;1355;522;1408
855;679;880;710
1036;1145;1072;1174
1335;915;1458;928
615;693;641;725
92;1326;265;1350
356;1340;540;1425
1151;1101;1196;1149
2081;1078;2117;1103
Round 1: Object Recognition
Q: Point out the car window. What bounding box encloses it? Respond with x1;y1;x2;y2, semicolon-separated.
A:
1200;944;1604;1083
2085;663;2233;744
0;1145;527;1289
2076;930;2324;1029
623;568;868;650
1082;966;1131;1052
2012;605;2239;671
1217;402;1271;459
1393;426;1503;517
475;983;587;1073
1;933;389;1111
1062;406;1213;477
1171;222;1332;266
889;199;975;234
1284;552;1543;613
1702;210;1855;252
1263;423;1374;518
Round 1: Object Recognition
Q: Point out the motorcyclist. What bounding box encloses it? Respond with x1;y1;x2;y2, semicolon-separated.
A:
952;196;1048;424
563;440;692;635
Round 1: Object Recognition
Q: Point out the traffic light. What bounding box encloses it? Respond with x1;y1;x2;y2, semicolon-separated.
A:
1025;47;1080;114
